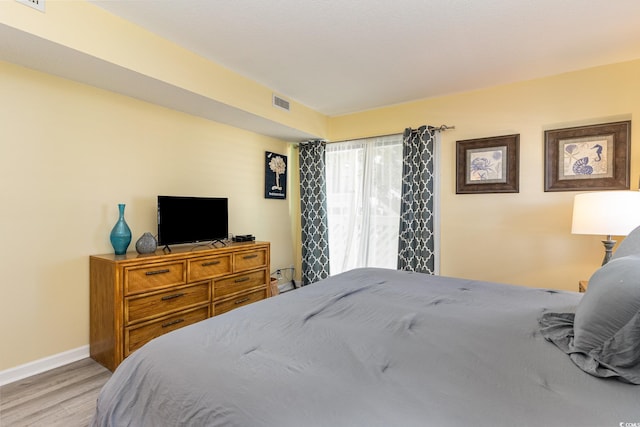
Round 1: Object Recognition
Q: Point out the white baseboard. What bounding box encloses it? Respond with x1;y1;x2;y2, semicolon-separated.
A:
0;345;89;386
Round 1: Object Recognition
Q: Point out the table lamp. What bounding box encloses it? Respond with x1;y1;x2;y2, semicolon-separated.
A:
571;191;640;265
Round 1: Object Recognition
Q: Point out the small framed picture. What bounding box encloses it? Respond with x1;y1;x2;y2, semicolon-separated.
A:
456;134;519;194
544;121;630;191
265;151;287;199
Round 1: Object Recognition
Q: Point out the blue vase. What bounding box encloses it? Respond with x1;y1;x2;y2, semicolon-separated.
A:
110;203;132;255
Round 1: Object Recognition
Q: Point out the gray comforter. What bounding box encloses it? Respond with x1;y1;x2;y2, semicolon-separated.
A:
92;268;640;426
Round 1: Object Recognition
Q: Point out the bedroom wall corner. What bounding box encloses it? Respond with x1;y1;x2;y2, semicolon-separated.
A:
327;58;640;291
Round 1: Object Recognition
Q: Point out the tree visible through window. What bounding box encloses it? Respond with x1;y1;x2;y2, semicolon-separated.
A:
325;134;403;275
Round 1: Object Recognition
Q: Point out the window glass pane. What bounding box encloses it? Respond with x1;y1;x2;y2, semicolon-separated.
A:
367;140;402;269
326;135;402;275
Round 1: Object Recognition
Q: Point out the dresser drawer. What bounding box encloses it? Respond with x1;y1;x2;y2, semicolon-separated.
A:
124;306;209;356
214;270;267;299
125;282;211;325
214;288;267;316
188;254;232;282
124;261;186;295
234;248;267;272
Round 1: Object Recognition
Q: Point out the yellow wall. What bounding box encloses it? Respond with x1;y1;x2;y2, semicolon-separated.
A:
0;0;327;139
0;61;295;371
3;0;640;374
329;59;640;290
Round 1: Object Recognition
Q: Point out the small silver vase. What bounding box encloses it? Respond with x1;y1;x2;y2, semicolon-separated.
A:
135;232;157;254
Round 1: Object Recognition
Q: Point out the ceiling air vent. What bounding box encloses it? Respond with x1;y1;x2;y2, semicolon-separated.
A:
15;0;45;12
272;94;291;112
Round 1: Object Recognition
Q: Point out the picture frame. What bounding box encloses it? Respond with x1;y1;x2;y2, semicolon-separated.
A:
265;151;287;199
456;134;519;194
544;121;630;192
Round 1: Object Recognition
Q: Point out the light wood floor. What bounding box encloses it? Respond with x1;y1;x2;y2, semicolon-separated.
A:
0;358;111;427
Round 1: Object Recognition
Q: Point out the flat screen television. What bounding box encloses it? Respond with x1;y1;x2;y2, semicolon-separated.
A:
157;196;228;246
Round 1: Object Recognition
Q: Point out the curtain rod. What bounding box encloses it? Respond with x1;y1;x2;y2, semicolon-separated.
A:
346;124;456;141
408;124;455;133
428;124;455;132
292;124;455;147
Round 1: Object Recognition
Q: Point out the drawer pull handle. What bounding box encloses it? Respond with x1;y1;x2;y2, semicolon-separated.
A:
234;298;250;305
202;260;221;266
146;269;170;276
161;293;185;301
243;254;258;259
235;277;250;283
162;318;184;328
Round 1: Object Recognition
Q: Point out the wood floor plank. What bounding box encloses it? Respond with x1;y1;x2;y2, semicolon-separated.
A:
1;359;108;411
0;358;111;427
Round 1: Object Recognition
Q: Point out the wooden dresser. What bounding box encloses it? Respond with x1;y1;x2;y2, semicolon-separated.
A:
90;241;270;371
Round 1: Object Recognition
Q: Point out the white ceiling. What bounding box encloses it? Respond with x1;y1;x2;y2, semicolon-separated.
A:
88;0;640;116
4;1;640;141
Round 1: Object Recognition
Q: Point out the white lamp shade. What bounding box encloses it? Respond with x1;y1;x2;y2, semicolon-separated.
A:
571;191;640;236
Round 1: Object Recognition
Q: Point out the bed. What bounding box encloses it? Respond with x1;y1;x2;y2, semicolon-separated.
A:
92;266;640;426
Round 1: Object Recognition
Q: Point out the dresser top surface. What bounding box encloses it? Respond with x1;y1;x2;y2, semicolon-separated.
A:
91;241;269;263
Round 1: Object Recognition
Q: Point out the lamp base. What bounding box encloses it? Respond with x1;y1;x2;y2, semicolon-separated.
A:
601;239;616;266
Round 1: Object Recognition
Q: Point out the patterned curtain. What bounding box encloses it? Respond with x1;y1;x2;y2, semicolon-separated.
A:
299;140;330;285
397;126;437;273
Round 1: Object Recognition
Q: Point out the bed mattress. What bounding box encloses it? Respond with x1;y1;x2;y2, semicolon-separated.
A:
92;268;640;426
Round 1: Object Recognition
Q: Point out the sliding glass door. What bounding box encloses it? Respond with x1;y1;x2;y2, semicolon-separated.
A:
325;134;403;275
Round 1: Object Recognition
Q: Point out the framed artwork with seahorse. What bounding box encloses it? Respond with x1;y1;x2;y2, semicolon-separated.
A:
544;121;630;192
456;134;519;194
